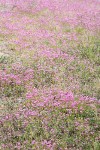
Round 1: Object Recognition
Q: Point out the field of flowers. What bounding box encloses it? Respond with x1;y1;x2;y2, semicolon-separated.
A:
0;0;100;149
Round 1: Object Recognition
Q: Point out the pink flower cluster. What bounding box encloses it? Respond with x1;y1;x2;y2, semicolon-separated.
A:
0;67;34;86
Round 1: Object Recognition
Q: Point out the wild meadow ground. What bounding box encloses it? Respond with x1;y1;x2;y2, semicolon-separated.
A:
0;0;100;149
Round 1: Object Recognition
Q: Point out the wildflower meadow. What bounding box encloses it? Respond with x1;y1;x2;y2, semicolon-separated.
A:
0;0;100;149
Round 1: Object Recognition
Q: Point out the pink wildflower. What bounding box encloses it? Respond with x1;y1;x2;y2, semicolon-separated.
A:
65;91;74;102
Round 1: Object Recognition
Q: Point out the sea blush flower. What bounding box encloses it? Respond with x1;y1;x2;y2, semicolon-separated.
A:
32;140;35;145
71;101;77;108
65;91;74;102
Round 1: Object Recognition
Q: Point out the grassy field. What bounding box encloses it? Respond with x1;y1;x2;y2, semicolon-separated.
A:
0;0;100;149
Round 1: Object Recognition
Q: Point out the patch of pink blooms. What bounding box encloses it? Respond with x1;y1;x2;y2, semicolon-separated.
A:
0;67;34;85
25;88;97;112
0;0;99;53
